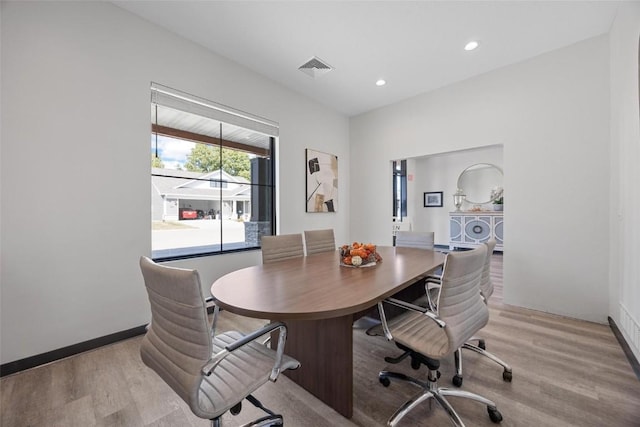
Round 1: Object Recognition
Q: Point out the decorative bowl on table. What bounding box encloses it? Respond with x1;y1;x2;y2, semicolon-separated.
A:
339;242;382;267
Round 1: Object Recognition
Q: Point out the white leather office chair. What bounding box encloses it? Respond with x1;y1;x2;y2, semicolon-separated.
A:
303;229;336;255
377;245;503;427
382;239;513;386
394;230;434;249
451;239;512;387
367;231;439;358
139;256;300;426
261;233;304;264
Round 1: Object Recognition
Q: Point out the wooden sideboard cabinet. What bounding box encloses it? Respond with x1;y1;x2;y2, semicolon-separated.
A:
449;211;503;251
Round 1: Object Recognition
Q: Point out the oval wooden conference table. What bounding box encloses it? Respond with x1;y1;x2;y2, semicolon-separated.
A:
211;246;445;419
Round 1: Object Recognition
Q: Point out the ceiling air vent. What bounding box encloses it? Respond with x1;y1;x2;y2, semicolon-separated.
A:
298;56;333;79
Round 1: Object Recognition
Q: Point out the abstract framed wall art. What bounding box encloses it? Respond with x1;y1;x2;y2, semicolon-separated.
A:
306;149;338;212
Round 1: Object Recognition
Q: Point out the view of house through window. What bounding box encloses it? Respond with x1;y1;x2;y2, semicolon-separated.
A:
151;84;277;260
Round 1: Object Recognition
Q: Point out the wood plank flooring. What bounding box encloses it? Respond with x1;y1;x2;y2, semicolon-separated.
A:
2;254;639;426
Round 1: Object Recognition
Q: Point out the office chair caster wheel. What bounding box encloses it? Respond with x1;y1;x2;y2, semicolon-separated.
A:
379;376;391;387
478;339;486;350
487;406;503;423
230;402;242;415
503;370;512;382
410;358;421;370
452;374;463;387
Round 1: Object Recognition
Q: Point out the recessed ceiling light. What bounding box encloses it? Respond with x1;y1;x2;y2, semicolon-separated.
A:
376;79;386;86
464;41;479;51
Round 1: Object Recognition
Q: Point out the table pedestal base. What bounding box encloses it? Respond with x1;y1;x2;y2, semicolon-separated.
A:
280;315;354;418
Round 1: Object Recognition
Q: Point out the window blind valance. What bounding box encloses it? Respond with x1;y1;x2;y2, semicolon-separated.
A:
150;83;279;137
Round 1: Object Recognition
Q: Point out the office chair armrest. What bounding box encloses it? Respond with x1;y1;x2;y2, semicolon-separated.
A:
377;298;446;341
385;298;446;328
225;321;286;352
425;275;441;284
202;322;289;382
424;276;441;311
384;297;429;313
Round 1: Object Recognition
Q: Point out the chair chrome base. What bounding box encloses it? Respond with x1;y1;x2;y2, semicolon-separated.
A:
452;342;513;387
212;417;282;427
211;394;284;427
379;368;503;427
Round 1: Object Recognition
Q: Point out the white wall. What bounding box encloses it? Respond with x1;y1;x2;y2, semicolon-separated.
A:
0;2;349;364
609;2;640;361
411;146;503;246
350;35;610;323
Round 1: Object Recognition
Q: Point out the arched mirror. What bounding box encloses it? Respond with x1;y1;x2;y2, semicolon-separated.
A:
457;163;503;204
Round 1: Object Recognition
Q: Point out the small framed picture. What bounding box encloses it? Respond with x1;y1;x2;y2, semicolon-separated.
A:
424;191;443;207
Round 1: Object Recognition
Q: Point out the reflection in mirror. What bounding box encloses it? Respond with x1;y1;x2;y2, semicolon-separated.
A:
457;163;503;204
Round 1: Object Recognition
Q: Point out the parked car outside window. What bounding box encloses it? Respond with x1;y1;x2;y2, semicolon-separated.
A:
179;208;198;220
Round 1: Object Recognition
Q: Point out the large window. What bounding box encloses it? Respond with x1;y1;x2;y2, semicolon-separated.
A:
150;83;277;260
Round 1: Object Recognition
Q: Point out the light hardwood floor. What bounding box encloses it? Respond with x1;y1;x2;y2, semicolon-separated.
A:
2;255;639;426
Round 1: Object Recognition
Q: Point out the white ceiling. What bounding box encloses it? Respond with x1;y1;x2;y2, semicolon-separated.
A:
115;1;621;117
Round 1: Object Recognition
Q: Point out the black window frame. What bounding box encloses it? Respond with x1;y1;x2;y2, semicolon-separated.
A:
392;160;407;220
150;84;277;262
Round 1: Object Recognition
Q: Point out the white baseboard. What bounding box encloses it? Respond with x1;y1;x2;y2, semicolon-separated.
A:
619;303;640;362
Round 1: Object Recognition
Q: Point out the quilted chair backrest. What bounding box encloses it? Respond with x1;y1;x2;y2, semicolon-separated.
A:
261;234;304;264
395;231;435;250
139;256;212;413
437;246;488;351
304;229;336;255
480;239;497;301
